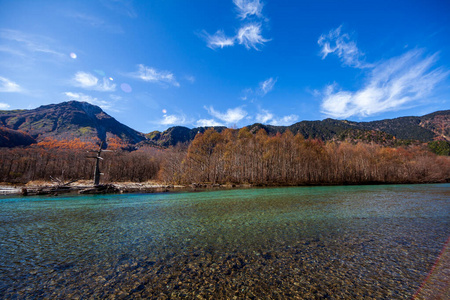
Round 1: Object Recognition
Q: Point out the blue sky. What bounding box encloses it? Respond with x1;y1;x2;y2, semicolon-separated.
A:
0;0;449;132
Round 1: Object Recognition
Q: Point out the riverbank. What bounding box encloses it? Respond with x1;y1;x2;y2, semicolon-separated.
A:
0;180;255;196
2;179;449;196
0;181;177;196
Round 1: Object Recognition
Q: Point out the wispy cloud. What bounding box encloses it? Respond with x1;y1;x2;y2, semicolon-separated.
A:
201;0;270;50
205;106;248;124
321;49;448;118
240;88;252;101
259;77;276;95
0;45;25;57
242;77;276;100
100;0;137;18
256;109;298;125
202;25;271;51
255;109;273;123
0;29;65;58
72;71;116;92
0;102;10;109
64;92;114;110
109;94;122;101
130;64;180;87
196;119;224;127
271;115;299;126
318;25;371;68
237;23;269;50
185;75;196;83
203;30;235;49
233;0;264;19
68;13;123;33
0;76;22;92
160;114;187;126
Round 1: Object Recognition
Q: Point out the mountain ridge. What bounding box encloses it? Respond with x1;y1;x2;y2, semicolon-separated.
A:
0;101;448;148
146;109;450;147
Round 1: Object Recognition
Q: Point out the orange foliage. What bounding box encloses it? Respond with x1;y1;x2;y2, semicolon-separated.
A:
36;137;100;150
107;136;128;150
162;128;450;185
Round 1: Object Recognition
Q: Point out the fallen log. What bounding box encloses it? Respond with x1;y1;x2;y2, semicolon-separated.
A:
79;184;120;194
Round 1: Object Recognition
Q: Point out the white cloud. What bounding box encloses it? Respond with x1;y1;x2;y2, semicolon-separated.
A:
0;102;10;109
318;25;371;68
160;114;186;125
233;0;264;19
196;119;224;127
131;64;180;87
271;115;299;126
109;94;122;101
73;71;116;92
201;0;270;51
259;77;276;95
255;109;299;125
321;50;448;118
205;106;248;124
74;72;97;87
256;109;273;123
64;92;113;110
241;77;276;100
0;76;22;92
240;88;253;101
203;30;235;49
237;24;270;50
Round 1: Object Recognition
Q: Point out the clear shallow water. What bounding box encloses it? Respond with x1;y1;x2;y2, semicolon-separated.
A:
0;184;449;299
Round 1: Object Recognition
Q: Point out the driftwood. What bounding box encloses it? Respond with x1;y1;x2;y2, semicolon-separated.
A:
79;184;120;194
50;176;77;187
21;184;120;196
20;177;81;195
22;185;76;196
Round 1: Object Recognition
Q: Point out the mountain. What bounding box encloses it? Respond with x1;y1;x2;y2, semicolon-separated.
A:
0;100;448;148
246;119;355;140
150;110;450;147
246;111;450;142
0;127;36;147
0;101;145;145
144;126;227;147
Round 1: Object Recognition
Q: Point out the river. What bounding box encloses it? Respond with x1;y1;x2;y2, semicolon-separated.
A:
0;184;449;298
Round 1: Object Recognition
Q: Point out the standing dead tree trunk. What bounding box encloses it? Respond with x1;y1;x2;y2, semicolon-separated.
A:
87;141;112;186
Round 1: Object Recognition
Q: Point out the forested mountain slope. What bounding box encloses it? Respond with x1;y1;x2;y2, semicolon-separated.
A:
0;101;145;144
153;110;450;147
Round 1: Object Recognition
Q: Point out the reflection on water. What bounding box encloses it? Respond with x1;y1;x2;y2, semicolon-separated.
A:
0;184;449;298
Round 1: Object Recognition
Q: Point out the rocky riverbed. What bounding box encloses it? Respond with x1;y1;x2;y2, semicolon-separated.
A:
2;232;443;299
1;185;448;299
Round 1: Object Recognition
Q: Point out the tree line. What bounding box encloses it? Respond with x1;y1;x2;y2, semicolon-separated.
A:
159;128;450;185
0;137;163;184
1;129;449;185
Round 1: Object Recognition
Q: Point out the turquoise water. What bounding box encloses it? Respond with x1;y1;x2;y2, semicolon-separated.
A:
0;184;449;298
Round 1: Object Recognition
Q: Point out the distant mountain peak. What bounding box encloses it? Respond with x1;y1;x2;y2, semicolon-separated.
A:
0;100;145;145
